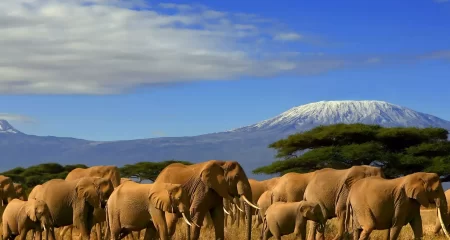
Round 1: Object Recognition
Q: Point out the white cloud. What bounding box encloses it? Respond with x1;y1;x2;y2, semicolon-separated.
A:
274;33;303;41
0;113;36;123
0;0;351;94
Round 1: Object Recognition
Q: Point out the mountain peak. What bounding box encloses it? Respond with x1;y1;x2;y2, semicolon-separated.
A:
231;100;450;132
0;120;21;134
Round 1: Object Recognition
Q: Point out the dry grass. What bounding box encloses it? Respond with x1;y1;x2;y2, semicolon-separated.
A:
0;209;447;239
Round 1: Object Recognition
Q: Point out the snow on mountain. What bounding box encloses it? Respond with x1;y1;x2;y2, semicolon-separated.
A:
0;120;21;134
231;100;450;132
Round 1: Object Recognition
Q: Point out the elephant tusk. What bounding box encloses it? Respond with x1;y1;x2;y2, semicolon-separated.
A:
242;195;261;210
223;207;230;215
194;222;201;228
438;207;450;239
235;204;244;212
182;212;192;227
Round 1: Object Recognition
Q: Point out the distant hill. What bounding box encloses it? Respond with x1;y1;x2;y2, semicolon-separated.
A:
1;100;450;180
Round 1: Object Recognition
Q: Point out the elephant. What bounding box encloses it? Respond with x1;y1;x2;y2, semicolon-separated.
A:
256;190;274;227
13;183;27;201
28;184;41;200
346;172;450;240
2;198;52;240
154;160;259;240
255;171;320;227
303;165;385;240
62;165;121;239
261;201;326;240
0;175;16;206
65;165;121;187
120;178;132;184
223;198;236;227
236;177;279;226
433;189;450;235
106;180;194;240
32;177;114;240
59;207;106;240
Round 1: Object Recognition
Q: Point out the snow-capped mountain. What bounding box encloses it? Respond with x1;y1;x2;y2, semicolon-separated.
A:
232;100;450;132
0;120;21;134
0;100;449;179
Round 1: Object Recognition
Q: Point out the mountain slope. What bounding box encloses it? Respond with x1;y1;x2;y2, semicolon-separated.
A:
1;100;449;179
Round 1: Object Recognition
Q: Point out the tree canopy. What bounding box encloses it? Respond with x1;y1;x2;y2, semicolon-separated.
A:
253;123;450;179
119;160;192;182
0;160;192;193
0;163;88;193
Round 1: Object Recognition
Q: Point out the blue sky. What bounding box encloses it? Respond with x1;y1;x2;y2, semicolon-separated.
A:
1;0;449;141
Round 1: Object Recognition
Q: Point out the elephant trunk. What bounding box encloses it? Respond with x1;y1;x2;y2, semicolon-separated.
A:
236;181;257;240
436;186;450;239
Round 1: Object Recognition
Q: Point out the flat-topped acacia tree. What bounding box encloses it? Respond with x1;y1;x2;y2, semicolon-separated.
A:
253;123;450;179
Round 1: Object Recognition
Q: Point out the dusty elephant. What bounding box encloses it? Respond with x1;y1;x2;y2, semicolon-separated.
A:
0;175;16;206
62;165;121;239
434;189;450;235
2;198;52;240
32;177;114;240
347;172;450;240
13;183;27;201
106;180;194;240
261;201;326;240
154;160;259;240
303;165;385;240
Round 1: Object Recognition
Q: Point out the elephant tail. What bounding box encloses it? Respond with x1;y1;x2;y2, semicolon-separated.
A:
344;194;352;235
261;215;268;238
105;203;110;236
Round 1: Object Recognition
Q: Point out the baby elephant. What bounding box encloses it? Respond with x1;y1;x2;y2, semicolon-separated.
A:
261;201;325;240
2;198;51;240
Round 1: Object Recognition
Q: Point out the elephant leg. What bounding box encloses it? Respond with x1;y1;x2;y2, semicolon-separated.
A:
409;215;423;240
142;224;157;240
307;221;317;240
149;207;169;240
333;216;345;240
353;228;361;240
164;212;178;237
189;211;207;240
210;207;225;240
387;226;402;240
95;223;102;240
358;227;373;240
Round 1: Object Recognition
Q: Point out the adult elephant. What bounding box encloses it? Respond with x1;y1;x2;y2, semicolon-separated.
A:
432;189;450;236
107;180;194;240
13;183;27;201
66;165;121;187
0;175;16;206
255;171;322;227
154;160;259;240
303;165;385;240
243;177;280;224
32;177;114;240
63;165;121;239
347;172;450;240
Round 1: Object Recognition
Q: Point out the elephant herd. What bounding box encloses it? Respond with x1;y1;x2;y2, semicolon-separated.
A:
0;161;449;240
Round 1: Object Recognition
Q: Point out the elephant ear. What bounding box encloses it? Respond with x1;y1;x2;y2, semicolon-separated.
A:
149;183;179;212
200;161;231;200
76;180;101;208
25;200;38;222
405;177;429;207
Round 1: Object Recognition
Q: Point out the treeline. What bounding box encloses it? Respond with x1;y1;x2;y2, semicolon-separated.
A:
0;160;191;193
253;123;450;179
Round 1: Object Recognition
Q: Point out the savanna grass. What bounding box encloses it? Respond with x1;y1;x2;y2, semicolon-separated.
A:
2;209;446;239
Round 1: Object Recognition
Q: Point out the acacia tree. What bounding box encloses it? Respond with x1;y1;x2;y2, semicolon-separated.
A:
119;160;192;182
1;163;88;193
253;123;450;179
